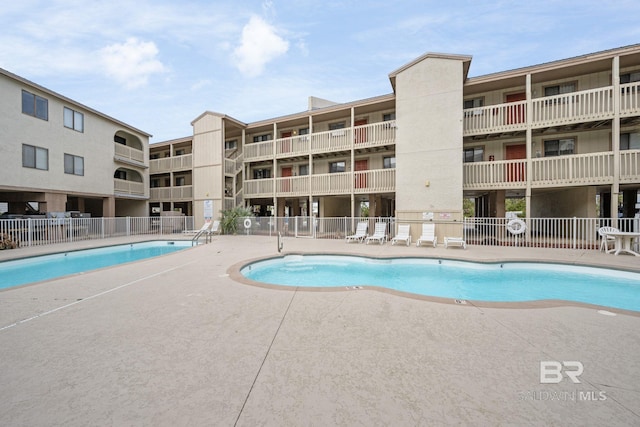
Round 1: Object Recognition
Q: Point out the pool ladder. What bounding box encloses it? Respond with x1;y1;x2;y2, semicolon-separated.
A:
191;228;212;246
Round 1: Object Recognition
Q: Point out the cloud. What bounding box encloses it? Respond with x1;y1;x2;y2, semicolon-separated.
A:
100;37;167;89
233;15;289;77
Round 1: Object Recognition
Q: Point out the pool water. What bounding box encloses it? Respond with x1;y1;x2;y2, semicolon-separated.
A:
241;255;640;312
0;241;192;290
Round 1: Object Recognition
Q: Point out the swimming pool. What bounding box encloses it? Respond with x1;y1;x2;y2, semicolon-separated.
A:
241;255;640;312
0;241;192;290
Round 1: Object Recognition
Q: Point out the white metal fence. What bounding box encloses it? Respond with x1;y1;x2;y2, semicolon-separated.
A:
0;216;195;248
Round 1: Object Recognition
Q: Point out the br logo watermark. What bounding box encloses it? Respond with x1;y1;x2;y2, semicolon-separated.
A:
518;361;607;402
540;361;583;384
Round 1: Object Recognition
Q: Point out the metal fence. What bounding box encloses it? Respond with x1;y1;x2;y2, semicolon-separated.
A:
0;216;195;248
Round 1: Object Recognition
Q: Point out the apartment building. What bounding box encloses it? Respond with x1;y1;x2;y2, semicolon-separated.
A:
150;44;640;234
0;68;151;217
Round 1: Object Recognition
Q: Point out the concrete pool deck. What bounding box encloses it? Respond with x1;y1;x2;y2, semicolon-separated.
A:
0;235;639;426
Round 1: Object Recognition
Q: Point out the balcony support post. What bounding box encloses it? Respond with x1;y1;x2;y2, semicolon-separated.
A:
525;73;533;223
611;56;621;227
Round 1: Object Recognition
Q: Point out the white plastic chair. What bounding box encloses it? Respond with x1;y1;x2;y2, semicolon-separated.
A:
365;222;387;245
416;223;437;247
346;222;368;243
391;224;411;246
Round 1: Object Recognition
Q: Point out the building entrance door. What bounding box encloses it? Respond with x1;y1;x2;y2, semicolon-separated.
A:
506;144;526;182
355;159;368;189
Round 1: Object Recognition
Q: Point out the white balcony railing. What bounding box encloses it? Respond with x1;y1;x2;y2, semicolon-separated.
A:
462;151;639;189
150;185;193;200
245;121;397;161
464;84;640;136
275;176;311;196
114;143;145;164
149;154;192;173
114;178;145;196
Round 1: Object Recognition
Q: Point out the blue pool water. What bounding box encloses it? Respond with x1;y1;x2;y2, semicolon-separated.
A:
241;255;640;312
0;241;192;290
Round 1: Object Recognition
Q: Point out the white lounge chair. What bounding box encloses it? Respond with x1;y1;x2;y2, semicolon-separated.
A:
346;222;368;243
208;220;221;236
444;236;466;249
183;220;213;235
391;224;411;246
416;223;437;247
365;222;387;245
598;226;618;252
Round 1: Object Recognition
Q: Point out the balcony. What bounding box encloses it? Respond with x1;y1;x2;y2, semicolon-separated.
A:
150;185;193;201
244;168;396;198
244;121;396;161
149;154;192;173
114;142;145;165
114;178;145;196
463;82;640;136
463;150;640;189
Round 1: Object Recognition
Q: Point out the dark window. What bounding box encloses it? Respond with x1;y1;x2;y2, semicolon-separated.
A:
464;147;484;163
463;98;483;109
22;144;48;170
225;140;237;150
63;107;84;132
253;134;272;142
383;113;396;121
621;133;640;150
544;83;576;97
620;72;640;84
64;154;84;175
253;168;271;179
544;138;575;156
329;161;346;173
22;90;48;120
299;165;309;176
329;122;345;130
114;135;126;145
383;156;396;169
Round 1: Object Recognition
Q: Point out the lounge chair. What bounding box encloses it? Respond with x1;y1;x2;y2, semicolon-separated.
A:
365;222;387;245
598;226;618;252
346;222;368;243
444;237;466;249
208;220;221;236
183;220;213;235
391;224;411;246
416;223;437;247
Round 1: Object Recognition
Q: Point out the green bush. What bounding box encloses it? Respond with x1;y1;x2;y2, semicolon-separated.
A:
220;206;254;235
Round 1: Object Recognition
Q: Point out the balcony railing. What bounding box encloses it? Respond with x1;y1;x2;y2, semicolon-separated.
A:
149;154;192;173
463;150;640;189
463;83;640;136
114;178;145;196
114;143;145;164
245;121;397;161
150;185;193;200
244;168;396;198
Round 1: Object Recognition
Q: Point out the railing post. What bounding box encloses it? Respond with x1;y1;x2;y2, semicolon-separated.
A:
126;216;131;236
572;216;577;249
27;218;32;247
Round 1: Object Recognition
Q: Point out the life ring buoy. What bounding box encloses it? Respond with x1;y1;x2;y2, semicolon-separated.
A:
506;218;527;235
243;218;252;229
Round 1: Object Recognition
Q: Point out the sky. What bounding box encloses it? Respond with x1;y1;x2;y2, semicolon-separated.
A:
1;0;639;143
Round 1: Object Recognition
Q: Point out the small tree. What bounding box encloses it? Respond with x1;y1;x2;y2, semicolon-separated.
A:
220;206;254;235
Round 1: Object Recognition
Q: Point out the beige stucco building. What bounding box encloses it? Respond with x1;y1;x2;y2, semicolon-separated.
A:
150;45;640;234
0;68;151;217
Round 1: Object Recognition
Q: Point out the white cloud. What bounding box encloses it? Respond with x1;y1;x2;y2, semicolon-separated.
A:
233;16;289;78
100;37;167;89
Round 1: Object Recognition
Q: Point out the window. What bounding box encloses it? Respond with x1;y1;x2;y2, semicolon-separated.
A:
383;156;396;169
621;133;640;150
22;90;48;120
225;140;237;150
253;134;272;142
299;164;309;176
329;122;345;130
383;113;396;121
175;149;185;156
329;161;346;173
151;179;160;188
464;147;484;163
150;153;160;160
463;98;484;109
114;135;126;145
63;107;84;132
544;138;575;156
64;154;84;176
22;144;48;170
298;127;309;135
544;83;576;97
114;170;127;180
175;176;185;186
253;168;271;179
620;72;640;84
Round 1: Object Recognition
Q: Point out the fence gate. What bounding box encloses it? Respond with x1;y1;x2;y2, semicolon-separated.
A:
293;216;314;238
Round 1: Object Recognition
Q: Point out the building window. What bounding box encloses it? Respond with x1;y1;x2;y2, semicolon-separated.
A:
544;138;575;156
114;135;126;145
620;72;640;84
63;107;84;132
151;178;160;188
329;122;345;130
329;161;346;173
544;83;576;97
175;176;185;186
175;149;185;156
225;140;237;150
253;168;271;179
621;133;640;150
150;153;160;160
22;144;48;170
298;127;309;135
22;90;48;120
253;134;272;142
383;113;396;121
463;98;484;109
383;156;396;169
299;164;309;176
64;154;84;175
114;170;127;180
464;147;484;162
